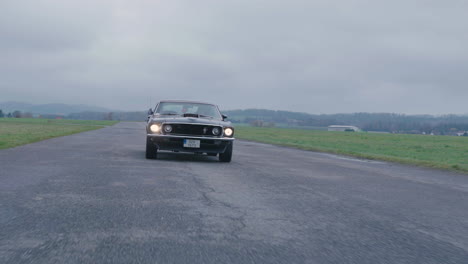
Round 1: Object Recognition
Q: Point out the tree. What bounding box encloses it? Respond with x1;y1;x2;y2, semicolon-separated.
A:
105;112;113;121
7;112;12;118
12;110;22;118
22;112;33;118
249;120;264;127
0;109;4;118
264;122;276;128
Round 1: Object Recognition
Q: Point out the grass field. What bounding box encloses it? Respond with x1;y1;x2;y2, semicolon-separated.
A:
235;127;468;173
0;118;118;150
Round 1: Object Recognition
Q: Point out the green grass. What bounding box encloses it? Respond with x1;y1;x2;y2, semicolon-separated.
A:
235;126;468;173
0;118;118;126
0;118;118;150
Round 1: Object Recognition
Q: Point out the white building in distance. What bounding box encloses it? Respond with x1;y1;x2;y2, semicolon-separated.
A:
328;125;361;132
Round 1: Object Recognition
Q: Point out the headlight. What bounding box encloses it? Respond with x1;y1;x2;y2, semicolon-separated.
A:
224;127;234;137
164;124;173;133
150;124;161;133
212;127;221;136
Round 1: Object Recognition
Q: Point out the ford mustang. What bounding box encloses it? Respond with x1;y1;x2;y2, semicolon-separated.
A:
146;100;234;162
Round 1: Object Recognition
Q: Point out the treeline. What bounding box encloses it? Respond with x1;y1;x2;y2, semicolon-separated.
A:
223;109;468;134
0;109;33;118
0;109;147;121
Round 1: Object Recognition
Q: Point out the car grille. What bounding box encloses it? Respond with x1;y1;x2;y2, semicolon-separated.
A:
164;124;222;137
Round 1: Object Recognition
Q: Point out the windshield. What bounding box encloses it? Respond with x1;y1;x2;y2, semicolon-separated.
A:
155;102;223;120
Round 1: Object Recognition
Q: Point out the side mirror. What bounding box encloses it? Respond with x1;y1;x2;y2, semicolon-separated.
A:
222;114;228;120
147;108;154;115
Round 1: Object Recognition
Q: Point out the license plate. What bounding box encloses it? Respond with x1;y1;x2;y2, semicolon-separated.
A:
183;139;200;148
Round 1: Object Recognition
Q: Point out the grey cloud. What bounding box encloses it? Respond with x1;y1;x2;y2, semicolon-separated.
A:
0;0;467;114
0;1;111;52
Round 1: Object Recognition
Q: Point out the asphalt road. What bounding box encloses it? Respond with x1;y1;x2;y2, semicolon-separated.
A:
1;122;468;264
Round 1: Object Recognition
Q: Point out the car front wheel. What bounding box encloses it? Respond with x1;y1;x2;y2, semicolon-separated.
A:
146;137;158;159
219;143;233;162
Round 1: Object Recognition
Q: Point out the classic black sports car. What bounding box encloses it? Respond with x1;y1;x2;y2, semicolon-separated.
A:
146;100;235;162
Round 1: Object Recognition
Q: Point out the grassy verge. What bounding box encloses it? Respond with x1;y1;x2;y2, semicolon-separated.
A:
0;118;118;126
235;126;468;173
0;118;118;150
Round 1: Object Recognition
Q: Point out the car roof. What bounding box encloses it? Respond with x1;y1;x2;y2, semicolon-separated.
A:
159;100;217;106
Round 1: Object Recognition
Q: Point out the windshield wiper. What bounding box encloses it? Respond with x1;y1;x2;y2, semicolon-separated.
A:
198;114;214;119
180;113;217;119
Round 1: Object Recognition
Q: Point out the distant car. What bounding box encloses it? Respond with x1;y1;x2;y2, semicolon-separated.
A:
146;100;235;162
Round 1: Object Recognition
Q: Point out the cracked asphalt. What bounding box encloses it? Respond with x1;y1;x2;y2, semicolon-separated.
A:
1;122;468;264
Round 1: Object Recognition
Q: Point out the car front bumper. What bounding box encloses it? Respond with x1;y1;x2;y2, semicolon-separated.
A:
147;134;234;154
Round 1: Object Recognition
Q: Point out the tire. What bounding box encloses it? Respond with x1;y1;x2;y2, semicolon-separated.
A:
146;137;158;159
219;143;233;162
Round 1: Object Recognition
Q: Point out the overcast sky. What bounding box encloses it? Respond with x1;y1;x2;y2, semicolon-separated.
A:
1;0;467;114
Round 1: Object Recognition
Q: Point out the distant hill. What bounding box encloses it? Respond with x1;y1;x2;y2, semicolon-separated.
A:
0;101;114;115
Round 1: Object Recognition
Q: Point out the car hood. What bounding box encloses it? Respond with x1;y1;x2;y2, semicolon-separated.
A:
149;116;231;126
